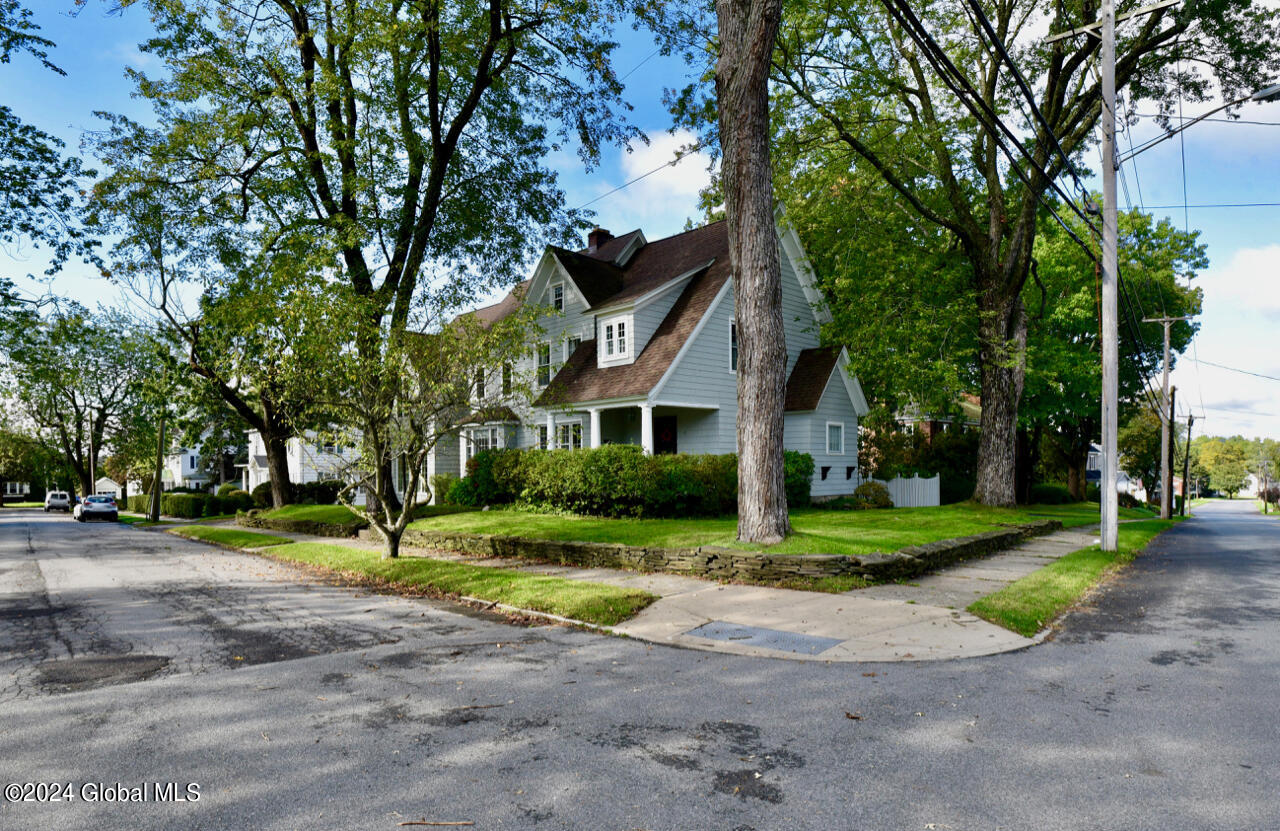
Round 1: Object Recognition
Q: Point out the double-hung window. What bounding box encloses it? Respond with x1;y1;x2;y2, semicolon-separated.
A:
502;363;513;396
603;317;629;359
537;344;552;386
474;368;486;399
535;425;549;450
827;422;845;455
730;321;738;372
551;284;564;312
565;334;581;362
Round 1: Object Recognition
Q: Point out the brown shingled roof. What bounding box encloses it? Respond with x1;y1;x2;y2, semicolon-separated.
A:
585;228;644;263
469;280;530;327
548;247;625;307
784;347;843;412
534;259;726;406
588;219;727;310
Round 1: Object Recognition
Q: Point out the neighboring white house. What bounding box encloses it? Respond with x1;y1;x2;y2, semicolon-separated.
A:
162;443;211;491
243;218;873;504
95;477;123;498
1086;442;1147;502
239;431;364;501
2;481;31;502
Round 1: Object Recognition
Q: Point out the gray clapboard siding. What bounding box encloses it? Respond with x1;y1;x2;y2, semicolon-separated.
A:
807;373;862;498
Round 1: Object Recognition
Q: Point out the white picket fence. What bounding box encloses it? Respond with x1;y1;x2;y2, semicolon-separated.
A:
867;473;941;508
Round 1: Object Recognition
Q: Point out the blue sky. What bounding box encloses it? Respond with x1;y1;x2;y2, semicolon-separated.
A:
4;3;1278;440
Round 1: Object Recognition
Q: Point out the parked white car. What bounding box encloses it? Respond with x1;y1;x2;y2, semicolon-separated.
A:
44;491;71;512
73;495;118;522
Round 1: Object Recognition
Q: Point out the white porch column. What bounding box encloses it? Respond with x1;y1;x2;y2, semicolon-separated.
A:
460;431;468;476
546;410;556;449
589;408;602;448
640;403;654;454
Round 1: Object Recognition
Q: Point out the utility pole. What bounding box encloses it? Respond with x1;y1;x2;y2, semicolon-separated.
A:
1046;0;1184;551
1181;412;1194;516
1143;315;1191;519
1099;0;1119;551
1167;386;1177;513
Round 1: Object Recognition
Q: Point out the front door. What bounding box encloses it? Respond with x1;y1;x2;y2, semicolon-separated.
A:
654;415;678;455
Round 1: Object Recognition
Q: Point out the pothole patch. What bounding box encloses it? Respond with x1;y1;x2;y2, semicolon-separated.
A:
37;655;170;693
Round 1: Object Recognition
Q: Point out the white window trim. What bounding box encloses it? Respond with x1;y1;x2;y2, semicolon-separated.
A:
537;343;552;386
551;282;564;312
729;319;738;373
564;332;583;363
556;420;584;450
599;314;634;366
826;421;845;456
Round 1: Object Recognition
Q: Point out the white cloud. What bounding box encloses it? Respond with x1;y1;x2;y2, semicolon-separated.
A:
1169;244;1280;439
1202;244;1280;316
583;129;714;240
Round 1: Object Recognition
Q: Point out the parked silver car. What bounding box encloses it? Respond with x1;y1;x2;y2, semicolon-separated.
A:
44;491;71;512
73;495;118;522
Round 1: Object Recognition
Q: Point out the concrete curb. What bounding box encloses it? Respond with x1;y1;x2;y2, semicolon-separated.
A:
161;528;622;635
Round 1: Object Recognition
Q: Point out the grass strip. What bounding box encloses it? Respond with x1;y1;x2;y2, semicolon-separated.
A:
968;519;1179;637
262;542;657;627
2;502;44;508
118;514;170;526
173;526;292;548
260;504;366;525
407;502;1154;557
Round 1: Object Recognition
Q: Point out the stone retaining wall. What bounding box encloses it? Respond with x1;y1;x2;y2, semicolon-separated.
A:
397;519;1062;583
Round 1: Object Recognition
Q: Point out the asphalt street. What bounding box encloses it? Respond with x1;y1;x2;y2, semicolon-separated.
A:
1;501;1277;830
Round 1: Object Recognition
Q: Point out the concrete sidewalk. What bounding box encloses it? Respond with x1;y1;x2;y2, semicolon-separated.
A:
179;519;1109;663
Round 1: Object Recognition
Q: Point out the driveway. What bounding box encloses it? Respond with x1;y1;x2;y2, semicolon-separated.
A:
1;501;1277;830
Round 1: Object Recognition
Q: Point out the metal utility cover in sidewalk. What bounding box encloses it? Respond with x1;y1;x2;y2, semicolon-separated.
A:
684;621;843;655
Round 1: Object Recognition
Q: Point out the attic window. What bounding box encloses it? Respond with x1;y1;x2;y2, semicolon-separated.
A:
551;283;564;312
730;321;738;372
603;317;629;359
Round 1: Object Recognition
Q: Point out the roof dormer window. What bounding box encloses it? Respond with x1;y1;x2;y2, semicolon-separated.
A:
602;316;630;361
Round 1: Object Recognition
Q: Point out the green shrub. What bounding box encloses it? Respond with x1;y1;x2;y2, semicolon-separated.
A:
783;450;815;508
1029;483;1073;505
474;447;813;519
940;476;975;505
216;482;239;497
295;479;343;505
251;481;274;508
430;473;459;505
458;449;519;506
446;476;475;507
853;481;893;509
160;492;209;519
1117;491;1142;509
126;494;150;513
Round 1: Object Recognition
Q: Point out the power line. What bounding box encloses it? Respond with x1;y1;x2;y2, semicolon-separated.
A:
573;141;706;211
1195;359;1280;383
1133;113;1280;127
1126;202;1280;209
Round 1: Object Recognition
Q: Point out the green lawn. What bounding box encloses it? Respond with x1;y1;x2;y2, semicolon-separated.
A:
261;542;656;626
118;514;172;526
2;501;44;508
968;518;1179;636
260;504;365;525
407;502;1154;557
172;526;292;548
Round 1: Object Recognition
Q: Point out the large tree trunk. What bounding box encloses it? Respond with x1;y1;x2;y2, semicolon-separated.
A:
717;0;789;544
264;432;293;508
972;295;1027;507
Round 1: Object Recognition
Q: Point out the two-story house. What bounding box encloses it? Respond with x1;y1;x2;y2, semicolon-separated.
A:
239;431;364;501
429;216;869;500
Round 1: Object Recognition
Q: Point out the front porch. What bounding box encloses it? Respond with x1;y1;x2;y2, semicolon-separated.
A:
544;401;722;455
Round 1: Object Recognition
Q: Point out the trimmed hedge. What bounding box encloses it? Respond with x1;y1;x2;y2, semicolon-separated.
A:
1028;483;1074;505
449;446;814;519
161;493;208;519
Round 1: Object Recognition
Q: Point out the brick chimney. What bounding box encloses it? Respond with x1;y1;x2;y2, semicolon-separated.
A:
587;227;614;252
